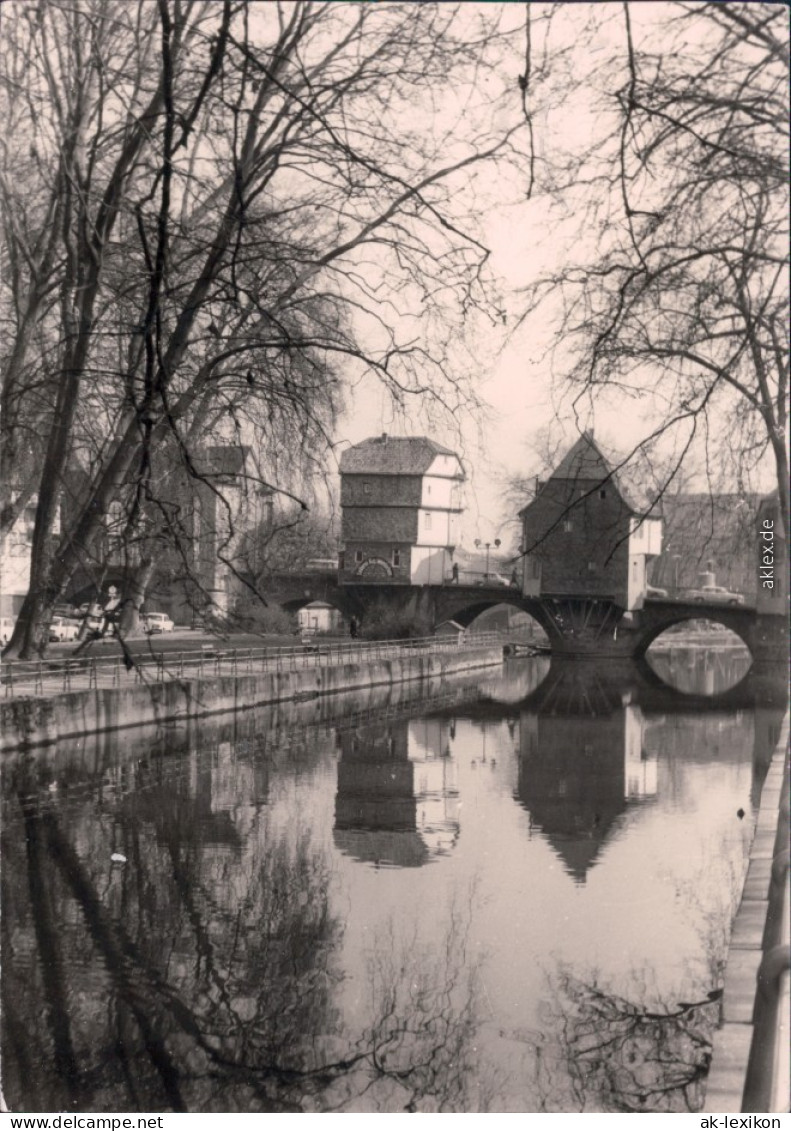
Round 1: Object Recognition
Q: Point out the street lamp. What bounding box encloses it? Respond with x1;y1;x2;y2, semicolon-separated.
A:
474;537;501;581
672;553;681;592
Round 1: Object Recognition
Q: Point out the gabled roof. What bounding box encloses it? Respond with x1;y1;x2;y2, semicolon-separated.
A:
551;432;612;482
518;432;662;517
339;435;460;476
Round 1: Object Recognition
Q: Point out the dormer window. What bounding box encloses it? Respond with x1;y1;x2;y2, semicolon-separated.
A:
363;482;372;496
563;518;573;533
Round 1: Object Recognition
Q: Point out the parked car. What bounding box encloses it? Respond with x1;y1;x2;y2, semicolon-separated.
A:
687;585;744;606
474;572;511;587
142;611;175;634
645;585;669;599
49;616;80;642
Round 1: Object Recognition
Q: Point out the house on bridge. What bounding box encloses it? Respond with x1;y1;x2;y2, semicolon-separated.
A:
339;434;464;585
518;432;662;611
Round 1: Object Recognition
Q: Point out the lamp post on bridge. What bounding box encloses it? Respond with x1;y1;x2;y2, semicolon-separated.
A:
474;537;501;582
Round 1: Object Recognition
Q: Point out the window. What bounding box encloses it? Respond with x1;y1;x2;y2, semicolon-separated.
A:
599;489;606;499
392;549;401;567
563;518;573;532
426;484;431;496
355;549;363;564
424;513;432;530
587;561;596;572
363;483;371;496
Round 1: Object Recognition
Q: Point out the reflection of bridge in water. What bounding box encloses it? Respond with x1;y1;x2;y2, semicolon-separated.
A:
330;655;786;884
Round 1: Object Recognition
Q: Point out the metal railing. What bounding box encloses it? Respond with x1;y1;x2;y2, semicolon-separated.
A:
743;754;790;1113
1;631;507;698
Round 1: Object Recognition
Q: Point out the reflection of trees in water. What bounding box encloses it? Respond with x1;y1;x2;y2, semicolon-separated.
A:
529;830;745;1113
537;968;718;1113
2;764;343;1112
316;890;495;1113
521;830;744;1115
2;752;489;1113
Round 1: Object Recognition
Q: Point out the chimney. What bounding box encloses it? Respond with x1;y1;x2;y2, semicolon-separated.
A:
381;432;388;442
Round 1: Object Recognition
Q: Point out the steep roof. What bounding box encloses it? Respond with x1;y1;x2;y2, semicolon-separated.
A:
518;432;662;517
339;435;460;476
551;432;612;481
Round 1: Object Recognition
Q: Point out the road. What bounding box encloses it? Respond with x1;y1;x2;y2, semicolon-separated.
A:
45;627;351;659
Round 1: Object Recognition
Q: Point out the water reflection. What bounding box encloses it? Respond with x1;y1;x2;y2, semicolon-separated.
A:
2;651;785;1113
515;664;655;883
536;967;720;1112
334;720;460;868
646;640;752;694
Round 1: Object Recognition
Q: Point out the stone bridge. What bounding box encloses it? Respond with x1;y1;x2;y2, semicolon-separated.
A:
264;573;786;663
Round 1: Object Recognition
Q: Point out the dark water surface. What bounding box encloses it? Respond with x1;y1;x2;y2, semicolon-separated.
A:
2;652;785;1113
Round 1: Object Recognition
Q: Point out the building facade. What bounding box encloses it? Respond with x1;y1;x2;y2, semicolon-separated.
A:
518;433;662;611
0;500;38;619
297;601;343;633
339;435;464;585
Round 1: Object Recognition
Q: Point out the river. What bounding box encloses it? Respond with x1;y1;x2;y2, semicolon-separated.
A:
1;648;785;1113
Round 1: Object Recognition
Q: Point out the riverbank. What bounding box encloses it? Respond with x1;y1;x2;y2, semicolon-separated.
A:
1;644;504;751
704;710;789;1113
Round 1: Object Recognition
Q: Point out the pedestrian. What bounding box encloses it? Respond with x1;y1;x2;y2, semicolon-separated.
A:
349;616;358;639
452;562;459;584
101;586;121;637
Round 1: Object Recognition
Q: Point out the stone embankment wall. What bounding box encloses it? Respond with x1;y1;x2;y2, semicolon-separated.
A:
704;712;790;1113
1;647;503;751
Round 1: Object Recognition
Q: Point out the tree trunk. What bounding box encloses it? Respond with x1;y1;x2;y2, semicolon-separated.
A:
119;557;155;635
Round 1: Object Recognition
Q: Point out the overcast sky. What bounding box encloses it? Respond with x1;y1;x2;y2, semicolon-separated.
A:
329;1;782;550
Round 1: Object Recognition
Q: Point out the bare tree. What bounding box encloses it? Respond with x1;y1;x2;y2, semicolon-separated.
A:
1;1;524;657
518;3;789;538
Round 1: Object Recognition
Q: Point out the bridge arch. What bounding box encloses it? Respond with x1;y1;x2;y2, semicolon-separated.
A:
278;592;360;621
439;596;548;634
635;604;754;659
263;571;364;624
433;590;558;639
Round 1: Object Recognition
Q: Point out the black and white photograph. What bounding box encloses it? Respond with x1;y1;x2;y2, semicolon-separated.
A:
0;0;788;1117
